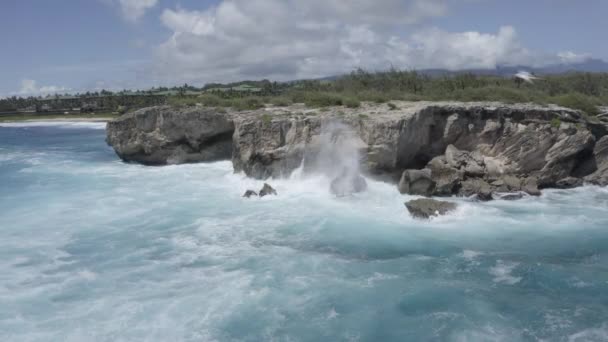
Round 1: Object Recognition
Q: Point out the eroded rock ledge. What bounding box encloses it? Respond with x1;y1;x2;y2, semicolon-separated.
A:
106;102;608;197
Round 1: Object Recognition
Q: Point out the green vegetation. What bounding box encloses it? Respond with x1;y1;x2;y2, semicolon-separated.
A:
2;70;608;119
551;117;562;128
261;113;272;124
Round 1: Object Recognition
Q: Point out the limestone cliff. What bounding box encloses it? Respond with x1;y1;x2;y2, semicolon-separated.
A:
106;102;608;195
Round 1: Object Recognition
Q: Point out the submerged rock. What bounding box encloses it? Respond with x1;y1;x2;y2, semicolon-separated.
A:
243;190;258;198
405;198;457;219
494;192;525;201
259;183;277;197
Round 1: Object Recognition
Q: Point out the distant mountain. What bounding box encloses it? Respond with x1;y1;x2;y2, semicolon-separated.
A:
420;58;608;77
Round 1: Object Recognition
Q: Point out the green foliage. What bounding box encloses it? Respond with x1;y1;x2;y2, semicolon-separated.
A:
551;117;562;128
387;102;398;110
358;113;369;119
344;98;361;108
261;113;272;124
270;96;292;107
549;93;600;116
3;70;608;116
229;97;264;111
300;93;344;107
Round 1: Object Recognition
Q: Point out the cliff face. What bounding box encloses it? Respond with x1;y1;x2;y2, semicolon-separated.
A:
106;107;234;165
106;102;608;194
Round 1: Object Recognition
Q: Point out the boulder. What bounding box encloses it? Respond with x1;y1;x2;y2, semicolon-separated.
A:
330;170;367;196
426;156;464;196
243;190;258;198
398;169;435;196
459;179;493;201
259;183;277;197
522;177;541;196
405;198;457;219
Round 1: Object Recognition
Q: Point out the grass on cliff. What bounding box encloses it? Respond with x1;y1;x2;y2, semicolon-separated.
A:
166;70;608;116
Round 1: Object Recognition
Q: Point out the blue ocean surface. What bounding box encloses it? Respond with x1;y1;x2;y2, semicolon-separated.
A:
1;121;608;341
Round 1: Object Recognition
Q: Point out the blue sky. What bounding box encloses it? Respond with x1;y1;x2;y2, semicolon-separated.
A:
1;0;607;97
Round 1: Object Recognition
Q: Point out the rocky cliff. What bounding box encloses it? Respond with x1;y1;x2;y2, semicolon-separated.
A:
106;102;608;197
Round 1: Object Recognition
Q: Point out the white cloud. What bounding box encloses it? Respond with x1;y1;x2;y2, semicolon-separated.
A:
557;51;591;64
118;0;158;22
15;79;70;96
152;0;590;84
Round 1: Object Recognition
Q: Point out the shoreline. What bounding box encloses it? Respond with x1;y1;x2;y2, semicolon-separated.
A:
0;117;110;123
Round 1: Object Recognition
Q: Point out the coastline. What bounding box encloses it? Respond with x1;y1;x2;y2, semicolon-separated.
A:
0;117;110;123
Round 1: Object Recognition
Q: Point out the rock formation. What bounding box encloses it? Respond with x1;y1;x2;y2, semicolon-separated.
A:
106;106;234;165
106;102;608;197
243;190;258;198
405;198;457;219
259;183;277;197
330;168;368;196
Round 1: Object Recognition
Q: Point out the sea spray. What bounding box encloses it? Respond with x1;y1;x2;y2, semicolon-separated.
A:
297;120;368;195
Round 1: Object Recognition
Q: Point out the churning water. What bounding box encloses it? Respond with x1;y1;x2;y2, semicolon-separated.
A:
1;122;608;341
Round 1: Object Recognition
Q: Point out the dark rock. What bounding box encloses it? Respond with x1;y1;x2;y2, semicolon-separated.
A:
585;136;608;186
398;169;435;196
522;177;541;196
555;177;584;189
426;156;464;195
243;190;258;198
259;183;277;197
459;179;493;201
405;198;457;219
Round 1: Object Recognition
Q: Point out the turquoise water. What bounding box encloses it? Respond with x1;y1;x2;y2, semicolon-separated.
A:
1;122;608;342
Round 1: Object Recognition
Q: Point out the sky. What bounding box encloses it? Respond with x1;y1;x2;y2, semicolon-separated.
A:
1;0;607;97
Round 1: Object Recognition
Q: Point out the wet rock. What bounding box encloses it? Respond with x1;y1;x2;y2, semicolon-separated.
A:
555;177;584;189
522;177;541;196
259;183;277;197
426;156;464;196
243;190;258;198
494;192;525;201
330;171;367;196
405;198;457;219
459;179;493;201
398;169;435;196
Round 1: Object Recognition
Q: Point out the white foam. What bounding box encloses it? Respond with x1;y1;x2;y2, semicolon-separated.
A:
568;325;608;342
489;260;522;285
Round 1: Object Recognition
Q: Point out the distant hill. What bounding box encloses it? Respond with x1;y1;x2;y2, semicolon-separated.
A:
315;58;608;80
422;58;608;77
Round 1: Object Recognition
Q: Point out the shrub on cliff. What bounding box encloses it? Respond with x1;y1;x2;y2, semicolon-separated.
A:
549;93;600;116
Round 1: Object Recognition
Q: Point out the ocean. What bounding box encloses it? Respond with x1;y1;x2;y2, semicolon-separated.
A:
1;122;608;341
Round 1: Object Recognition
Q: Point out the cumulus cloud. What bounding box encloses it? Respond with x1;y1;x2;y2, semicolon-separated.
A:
152;0;589;84
15;79;70;96
117;0;158;22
